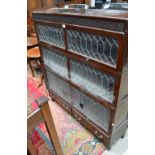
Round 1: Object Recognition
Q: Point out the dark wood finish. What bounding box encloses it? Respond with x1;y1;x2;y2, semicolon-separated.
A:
32;12;127;33
32;8;128;21
65;24;125;37
34;19;125;36
32;8;128;149
27;96;63;155
35;20;64;28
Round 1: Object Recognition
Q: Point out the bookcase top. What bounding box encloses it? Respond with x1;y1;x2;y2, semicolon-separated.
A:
32;8;128;21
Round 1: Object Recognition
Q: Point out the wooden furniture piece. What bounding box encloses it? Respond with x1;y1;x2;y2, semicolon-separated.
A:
27;37;38;49
30;33;37;38
27;37;43;86
27;95;63;155
27;10;36;37
32;8;128;149
27;26;33;37
27;46;44;86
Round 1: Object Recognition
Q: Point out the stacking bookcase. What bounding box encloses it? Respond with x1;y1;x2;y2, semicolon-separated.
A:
32;8;128;149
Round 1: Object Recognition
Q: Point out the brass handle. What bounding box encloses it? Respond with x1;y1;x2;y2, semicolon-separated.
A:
77;117;81;121
96;133;103;139
98;135;103;139
94;130;103;139
62;104;68;110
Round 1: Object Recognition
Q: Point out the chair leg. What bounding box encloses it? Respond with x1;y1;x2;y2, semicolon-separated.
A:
38;100;64;155
28;58;34;77
27;135;37;155
27;148;31;155
38;73;44;87
38;58;44;87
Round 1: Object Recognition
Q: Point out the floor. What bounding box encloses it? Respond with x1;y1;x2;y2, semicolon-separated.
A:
27;65;128;155
103;129;128;155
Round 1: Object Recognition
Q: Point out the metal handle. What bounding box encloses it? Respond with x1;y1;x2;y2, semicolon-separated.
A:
77;117;81;121
62;24;66;28
94;130;103;139
96;133;103;139
98;135;103;139
63;104;68;110
74;114;81;121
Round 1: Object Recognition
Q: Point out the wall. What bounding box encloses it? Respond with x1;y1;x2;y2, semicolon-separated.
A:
28;0;56;10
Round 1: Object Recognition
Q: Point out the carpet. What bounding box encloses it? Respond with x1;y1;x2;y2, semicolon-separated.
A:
27;75;106;155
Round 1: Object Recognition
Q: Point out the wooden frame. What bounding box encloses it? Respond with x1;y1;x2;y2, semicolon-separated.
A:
27;96;63;155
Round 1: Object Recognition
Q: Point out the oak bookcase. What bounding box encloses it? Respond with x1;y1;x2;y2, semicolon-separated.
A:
32;8;128;149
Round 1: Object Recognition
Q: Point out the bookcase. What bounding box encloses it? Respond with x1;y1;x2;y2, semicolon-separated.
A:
32;8;128;149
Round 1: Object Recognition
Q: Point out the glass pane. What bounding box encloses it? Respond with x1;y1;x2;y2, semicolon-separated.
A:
67;30;118;67
42;47;68;78
36;24;65;48
71;86;110;132
70;60;115;102
46;71;71;103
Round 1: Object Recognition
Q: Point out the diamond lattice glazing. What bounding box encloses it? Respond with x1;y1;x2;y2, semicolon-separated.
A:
70;60;115;102
46;71;71;103
42;47;68;78
36;24;64;48
71;86;110;131
67;30;118;67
